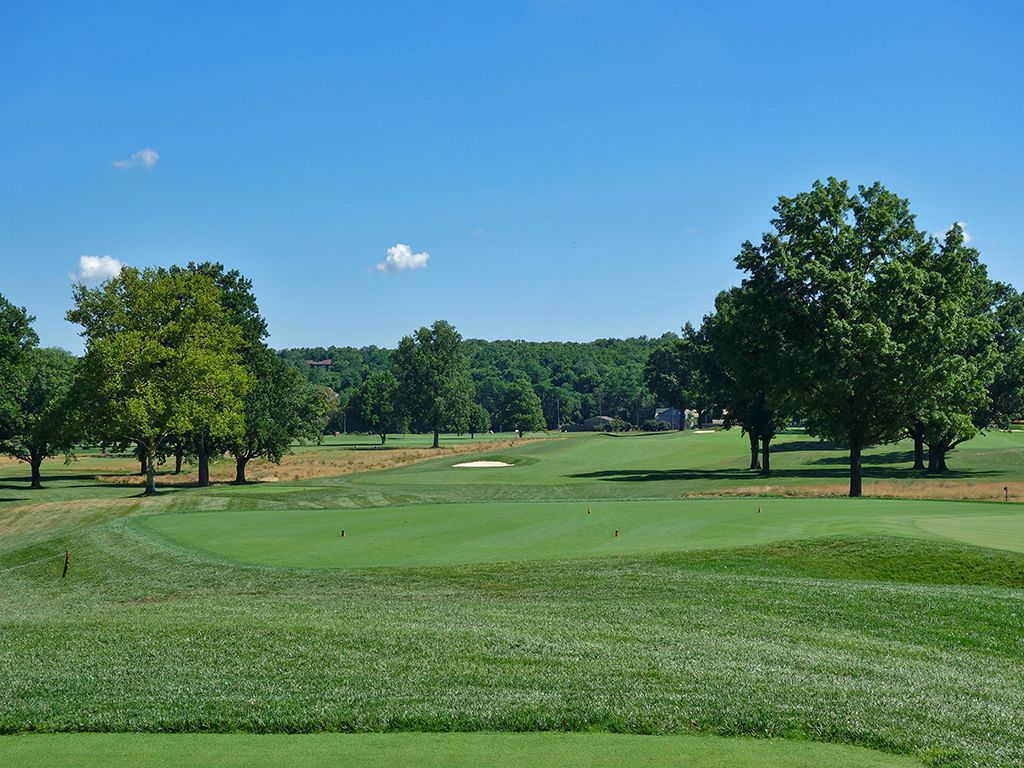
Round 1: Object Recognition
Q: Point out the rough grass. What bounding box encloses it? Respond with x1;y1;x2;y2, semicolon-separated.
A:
687;480;1024;501
2;521;1023;767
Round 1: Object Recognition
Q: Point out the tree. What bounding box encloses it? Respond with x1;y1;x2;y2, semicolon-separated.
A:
171;262;268;487
0;347;77;489
67;267;252;495
0;294;38;442
904;225;1001;472
225;348;329;483
468;402;490;438
500;374;546;437
392;320;475;448
351;369;400;444
736;179;941;497
702;288;789;474
986;286;1024;428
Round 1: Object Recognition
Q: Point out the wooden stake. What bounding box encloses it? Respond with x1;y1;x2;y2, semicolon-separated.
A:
341;530;345;538
614;529;619;538
62;547;69;578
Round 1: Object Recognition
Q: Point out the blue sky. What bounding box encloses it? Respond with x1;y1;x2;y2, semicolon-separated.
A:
2;1;1022;352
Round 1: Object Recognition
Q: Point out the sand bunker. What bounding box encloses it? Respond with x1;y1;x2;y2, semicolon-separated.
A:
453;460;513;468
693;430;715;434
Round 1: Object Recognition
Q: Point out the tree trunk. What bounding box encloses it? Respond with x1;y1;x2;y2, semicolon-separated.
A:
139;445;147;476
677;403;685;431
928;440;950;473
174;444;183;474
432;429;440;448
760;434;772;476
144;442;157;496
470;430;476;439
913;433;925;471
197;433;210;487
380;433;386;445
30;452;43;490
234;456;248;484
849;444;863;497
748;431;761;470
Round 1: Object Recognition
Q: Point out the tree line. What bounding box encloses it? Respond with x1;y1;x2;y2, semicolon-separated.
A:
2;179;1022;497
279;335;670;433
0;263;333;495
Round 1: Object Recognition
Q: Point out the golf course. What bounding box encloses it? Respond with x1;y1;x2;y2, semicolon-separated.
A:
2;428;1023;767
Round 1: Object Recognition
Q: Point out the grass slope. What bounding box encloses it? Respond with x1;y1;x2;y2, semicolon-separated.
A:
0;733;924;767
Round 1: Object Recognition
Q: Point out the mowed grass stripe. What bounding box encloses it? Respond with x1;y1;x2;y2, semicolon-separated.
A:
0;732;925;767
134;497;1024;568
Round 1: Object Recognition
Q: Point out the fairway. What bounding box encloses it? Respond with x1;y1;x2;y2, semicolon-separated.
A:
0;733;923;768
137;496;1024;568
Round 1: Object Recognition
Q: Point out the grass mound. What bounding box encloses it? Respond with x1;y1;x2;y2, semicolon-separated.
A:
686;536;1024;588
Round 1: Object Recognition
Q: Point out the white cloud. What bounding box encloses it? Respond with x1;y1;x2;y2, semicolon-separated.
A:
74;255;123;282
936;221;972;244
374;243;430;273
113;148;160;170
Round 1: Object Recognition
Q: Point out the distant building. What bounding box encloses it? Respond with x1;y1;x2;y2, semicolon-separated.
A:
655;407;682;430
305;359;332;369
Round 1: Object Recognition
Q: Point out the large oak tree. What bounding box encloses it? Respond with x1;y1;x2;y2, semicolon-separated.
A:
736;179;940;496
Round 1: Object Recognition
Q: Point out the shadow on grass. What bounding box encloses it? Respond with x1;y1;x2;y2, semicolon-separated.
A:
771;440;844;453
809;450;916;466
567;463;999;483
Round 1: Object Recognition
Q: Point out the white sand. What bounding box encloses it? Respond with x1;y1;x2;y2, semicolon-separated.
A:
452;460;513;468
693;430;715;434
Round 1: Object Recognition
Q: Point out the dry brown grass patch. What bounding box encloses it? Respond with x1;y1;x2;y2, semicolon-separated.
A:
96;439;546;486
683;480;1024;502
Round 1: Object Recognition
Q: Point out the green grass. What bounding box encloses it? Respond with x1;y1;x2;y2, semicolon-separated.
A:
3;429;1024;767
0;733;924;767
135;497;1024;568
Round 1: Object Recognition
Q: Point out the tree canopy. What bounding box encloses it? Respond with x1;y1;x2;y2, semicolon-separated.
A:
500;374;547;437
392;320;476;448
0;347;77;488
67;266;252;494
0;294;38;442
224;347;329;483
734;179;952;495
351;369;401;444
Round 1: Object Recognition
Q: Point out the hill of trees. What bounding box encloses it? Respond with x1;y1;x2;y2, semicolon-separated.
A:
277;335;672;432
